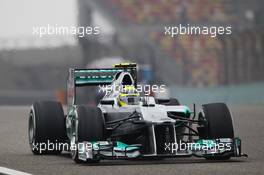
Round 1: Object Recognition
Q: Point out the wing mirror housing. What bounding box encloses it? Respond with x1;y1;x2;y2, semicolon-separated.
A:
100;99;115;106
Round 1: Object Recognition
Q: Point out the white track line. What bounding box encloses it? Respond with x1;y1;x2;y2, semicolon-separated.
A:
0;167;32;175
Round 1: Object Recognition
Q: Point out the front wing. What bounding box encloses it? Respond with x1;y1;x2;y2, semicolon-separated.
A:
77;138;246;161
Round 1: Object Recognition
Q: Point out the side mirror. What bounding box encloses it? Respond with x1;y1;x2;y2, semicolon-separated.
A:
168;111;191;119
100;99;114;106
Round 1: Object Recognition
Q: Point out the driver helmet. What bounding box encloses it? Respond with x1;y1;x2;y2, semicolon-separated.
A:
118;85;140;107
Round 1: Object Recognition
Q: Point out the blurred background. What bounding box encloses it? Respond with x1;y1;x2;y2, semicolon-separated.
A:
0;0;263;105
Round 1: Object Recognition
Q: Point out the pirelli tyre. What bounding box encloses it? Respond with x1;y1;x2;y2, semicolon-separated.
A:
28;101;67;155
198;103;234;160
71;106;105;164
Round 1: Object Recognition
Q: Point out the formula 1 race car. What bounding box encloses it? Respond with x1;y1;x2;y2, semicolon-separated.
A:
28;63;246;163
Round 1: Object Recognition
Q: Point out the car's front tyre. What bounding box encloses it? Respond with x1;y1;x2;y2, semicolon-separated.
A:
198;103;234;160
71;106;105;164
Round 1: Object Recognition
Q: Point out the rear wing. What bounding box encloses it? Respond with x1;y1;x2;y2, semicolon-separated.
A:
67;63;137;105
68;63;137;87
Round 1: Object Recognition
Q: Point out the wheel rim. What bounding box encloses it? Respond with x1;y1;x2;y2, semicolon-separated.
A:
70;136;78;159
70;110;78;159
28;111;35;145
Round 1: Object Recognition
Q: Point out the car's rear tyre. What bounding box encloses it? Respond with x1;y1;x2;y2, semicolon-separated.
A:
198;103;234;160
28;101;66;155
71;106;104;164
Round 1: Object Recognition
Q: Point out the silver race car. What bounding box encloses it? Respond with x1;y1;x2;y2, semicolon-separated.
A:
28;63;246;163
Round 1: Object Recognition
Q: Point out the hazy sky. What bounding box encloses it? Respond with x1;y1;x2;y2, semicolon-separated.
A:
0;0;77;39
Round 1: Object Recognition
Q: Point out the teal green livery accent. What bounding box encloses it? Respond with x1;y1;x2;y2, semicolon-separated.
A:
75;76;114;85
91;141;140;151
115;141;139;151
194;139;217;148
73;68;135;86
183;106;191;117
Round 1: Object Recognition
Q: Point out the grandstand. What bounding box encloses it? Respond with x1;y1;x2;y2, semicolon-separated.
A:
105;0;236;25
78;0;264;86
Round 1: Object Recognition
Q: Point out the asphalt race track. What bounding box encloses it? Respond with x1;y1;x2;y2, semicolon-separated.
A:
0;106;263;175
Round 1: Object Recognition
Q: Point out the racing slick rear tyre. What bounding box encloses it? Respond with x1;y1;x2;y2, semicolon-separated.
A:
199;103;234;160
71;106;104;164
28;101;66;155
